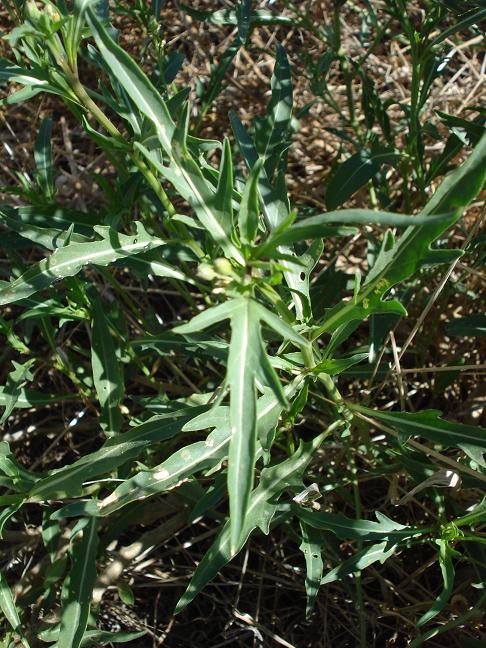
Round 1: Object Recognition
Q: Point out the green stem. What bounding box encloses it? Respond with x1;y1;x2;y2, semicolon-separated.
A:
302;342;354;423
63;65;205;260
64;67;122;139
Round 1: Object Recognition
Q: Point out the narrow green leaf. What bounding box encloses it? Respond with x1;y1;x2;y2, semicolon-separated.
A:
38;627;146;645
0;359;35;424
295;507;424;541
133;331;228;362
0;223;164;306
0;315;29;354
87;11;243;263
313;133;486;339
180;5;293;27
174;296;309;549
416;540;455;626
0;441;38;492
34;117;54;201
445;314;486;337
214;137;234;232
455;497;486;527
97;378;304;517
326;148;400;210
312;352;368;376
229;108;311;320
58;518;98;648
352;405;486;458
255;301;309;350
199;39;239;116
173;300;239;335
262;43;292;177
86;9;174;154
236;0;251;43
227;297;261;551
173;152;245;264
28;408;207;500
429;8;486;48
135;143;245;264
421;130;486;216
0;570;31;647
175;422;341;613
238;158;262;244
299;522;324;618
97;425;230;516
123;255;188;282
261;209;454;251
0;221;66;254
321;541;398;585
0;387;71;409
0;204;99;237
91;295;124;437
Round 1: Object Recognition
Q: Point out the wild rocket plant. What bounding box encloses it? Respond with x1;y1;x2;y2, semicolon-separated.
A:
0;1;485;646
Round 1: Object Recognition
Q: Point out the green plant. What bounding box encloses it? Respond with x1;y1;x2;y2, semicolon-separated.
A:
0;2;485;646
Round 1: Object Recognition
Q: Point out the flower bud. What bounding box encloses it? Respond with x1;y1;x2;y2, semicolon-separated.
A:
25;0;41;22
214;258;234;277
45;3;61;22
197;263;217;282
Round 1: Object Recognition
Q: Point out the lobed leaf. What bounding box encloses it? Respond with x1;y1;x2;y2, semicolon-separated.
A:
0;223;165;306
353;405;486;463
175;421;342;613
312;132;486;338
28;407;208;500
295;508;425;541
299;522;324;618
321;541;399;585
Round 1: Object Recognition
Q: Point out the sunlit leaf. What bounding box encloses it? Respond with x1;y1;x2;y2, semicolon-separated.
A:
175;421;342;613
0;223;165;306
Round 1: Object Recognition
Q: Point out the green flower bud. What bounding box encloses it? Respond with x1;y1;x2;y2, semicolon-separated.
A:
197;263;217;282
25;0;41;22
214;258;234;277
